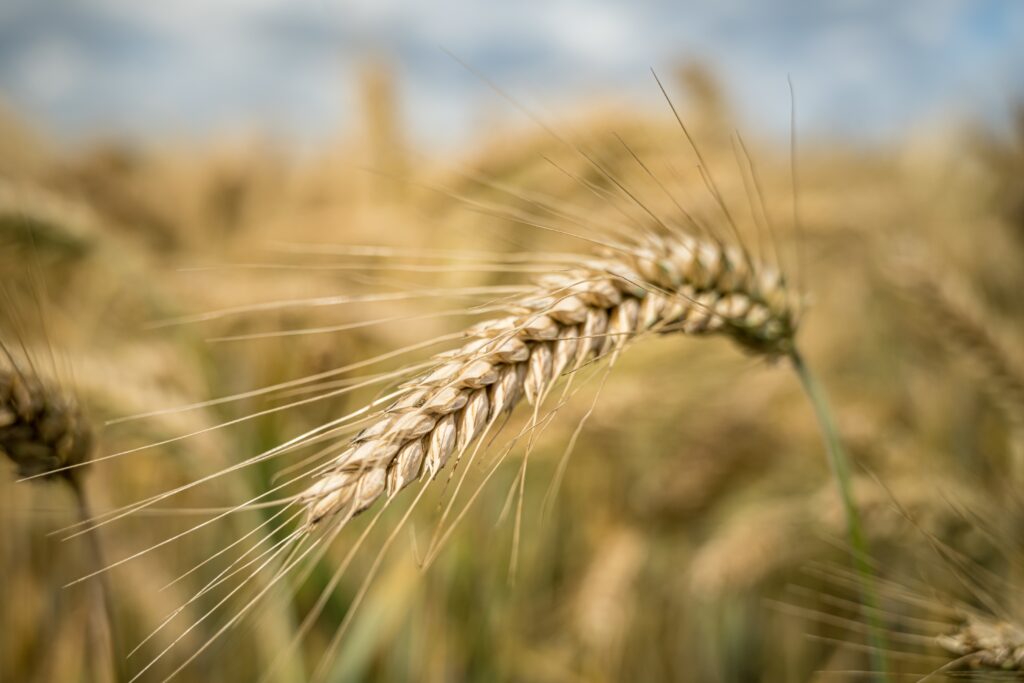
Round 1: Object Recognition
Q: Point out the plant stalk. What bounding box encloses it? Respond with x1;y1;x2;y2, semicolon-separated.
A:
790;348;889;682
70;478;124;683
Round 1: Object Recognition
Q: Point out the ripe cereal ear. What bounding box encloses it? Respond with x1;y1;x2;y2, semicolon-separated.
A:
299;232;798;530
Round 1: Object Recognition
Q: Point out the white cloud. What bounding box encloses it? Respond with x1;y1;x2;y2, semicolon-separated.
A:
11;34;88;106
542;2;638;67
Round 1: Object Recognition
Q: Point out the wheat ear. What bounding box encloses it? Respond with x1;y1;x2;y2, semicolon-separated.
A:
938;615;1024;671
0;366;93;481
298;232;798;528
894;261;1024;420
1;362;124;682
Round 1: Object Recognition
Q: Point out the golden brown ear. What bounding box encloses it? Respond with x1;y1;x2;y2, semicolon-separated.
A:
0;369;93;481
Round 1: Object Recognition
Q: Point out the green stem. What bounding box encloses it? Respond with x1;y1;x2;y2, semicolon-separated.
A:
790;348;889;682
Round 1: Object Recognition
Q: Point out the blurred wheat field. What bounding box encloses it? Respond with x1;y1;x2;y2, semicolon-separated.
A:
2;64;1024;683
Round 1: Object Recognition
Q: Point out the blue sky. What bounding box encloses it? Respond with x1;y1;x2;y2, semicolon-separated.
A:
1;0;1022;149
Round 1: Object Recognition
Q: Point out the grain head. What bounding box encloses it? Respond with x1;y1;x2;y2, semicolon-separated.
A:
300;231;799;529
0;367;93;482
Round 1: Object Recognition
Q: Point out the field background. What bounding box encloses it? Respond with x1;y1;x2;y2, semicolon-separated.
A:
2;45;1024;683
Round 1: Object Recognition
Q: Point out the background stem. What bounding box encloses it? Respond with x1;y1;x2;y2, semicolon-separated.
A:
70;478;124;683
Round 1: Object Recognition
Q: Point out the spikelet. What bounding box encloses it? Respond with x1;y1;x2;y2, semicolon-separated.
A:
300;233;798;527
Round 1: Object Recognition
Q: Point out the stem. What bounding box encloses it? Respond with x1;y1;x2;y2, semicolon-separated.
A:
69;477;125;683
789;348;889;682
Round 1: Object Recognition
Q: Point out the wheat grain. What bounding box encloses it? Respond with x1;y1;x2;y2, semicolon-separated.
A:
299;232;798;528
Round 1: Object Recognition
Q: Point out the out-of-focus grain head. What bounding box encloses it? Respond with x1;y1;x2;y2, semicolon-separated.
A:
938;615;1024;672
0;181;98;264
0;367;93;482
973;102;1024;236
